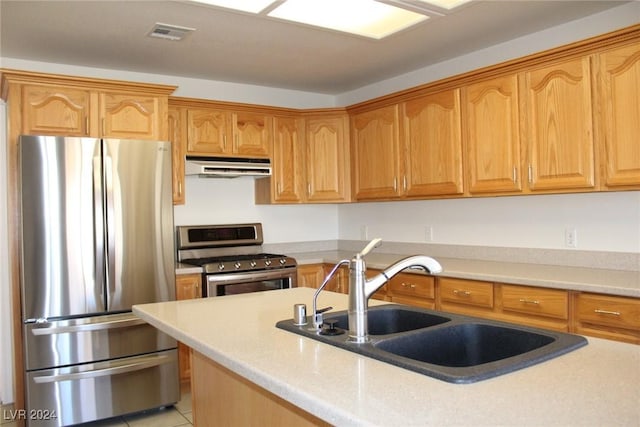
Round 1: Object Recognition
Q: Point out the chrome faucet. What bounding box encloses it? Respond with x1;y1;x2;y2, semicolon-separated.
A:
347;238;443;343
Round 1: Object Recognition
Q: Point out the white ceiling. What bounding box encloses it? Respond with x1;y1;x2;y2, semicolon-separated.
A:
0;0;630;94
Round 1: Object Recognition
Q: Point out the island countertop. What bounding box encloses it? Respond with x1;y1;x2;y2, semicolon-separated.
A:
133;288;640;426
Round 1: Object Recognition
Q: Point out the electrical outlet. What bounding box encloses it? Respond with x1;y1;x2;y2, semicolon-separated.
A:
425;225;433;242
565;228;577;248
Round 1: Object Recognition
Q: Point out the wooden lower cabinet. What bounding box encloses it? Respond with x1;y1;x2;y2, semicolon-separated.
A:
191;351;329;427
176;273;202;382
495;284;569;332
573;293;640;344
388;273;435;308
296;264;326;288
438;277;495;316
297;267;638;344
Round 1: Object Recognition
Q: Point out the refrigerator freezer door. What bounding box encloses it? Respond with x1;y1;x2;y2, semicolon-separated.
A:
23;312;177;371
19;136;105;320
25;349;179;427
103;139;175;311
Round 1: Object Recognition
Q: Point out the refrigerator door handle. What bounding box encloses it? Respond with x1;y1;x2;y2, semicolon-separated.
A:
32;354;172;384
31;317;146;335
104;154;117;304
93;155;106;307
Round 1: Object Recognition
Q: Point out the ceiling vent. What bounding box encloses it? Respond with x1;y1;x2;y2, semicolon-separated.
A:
148;23;196;41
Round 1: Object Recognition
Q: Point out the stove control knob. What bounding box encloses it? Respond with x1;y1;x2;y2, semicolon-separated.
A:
279;258;287;265
265;259;272;266
250;260;257;268
234;261;242;270
218;263;225;271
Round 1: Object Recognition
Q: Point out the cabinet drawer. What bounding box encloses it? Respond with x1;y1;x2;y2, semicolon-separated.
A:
439;278;494;308
576;293;640;330
502;285;568;320
388;273;435;299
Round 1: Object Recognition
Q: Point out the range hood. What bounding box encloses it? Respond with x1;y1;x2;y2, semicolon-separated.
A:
185;156;272;178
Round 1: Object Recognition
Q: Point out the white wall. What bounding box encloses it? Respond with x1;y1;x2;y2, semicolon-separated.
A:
174;177;339;243
338;192;640;253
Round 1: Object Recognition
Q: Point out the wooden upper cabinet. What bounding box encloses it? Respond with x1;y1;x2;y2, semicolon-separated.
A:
401;89;464;197
100;92;165;140
233;111;272;157
168;106;186;205
306;114;350;202
186;108;271;158
522;56;595;191
463;74;522;194
597;41;640;189
21;84;91;136
352;104;401;200
187;108;229;154
271;115;304;203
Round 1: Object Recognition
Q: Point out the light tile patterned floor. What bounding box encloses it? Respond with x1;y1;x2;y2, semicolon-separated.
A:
1;384;193;427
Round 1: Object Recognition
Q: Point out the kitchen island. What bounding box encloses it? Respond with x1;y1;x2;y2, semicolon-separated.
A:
133;288;640;426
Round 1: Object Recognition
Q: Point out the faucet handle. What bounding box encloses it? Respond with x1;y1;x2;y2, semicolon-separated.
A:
358;238;382;258
313;306;333;330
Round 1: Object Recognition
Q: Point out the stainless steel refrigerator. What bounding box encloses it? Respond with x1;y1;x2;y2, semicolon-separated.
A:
18;135;179;426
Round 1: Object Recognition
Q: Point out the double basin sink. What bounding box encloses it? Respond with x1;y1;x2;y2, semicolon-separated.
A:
276;304;587;383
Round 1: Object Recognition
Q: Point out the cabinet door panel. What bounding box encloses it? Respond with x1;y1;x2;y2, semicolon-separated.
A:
22;85;90;136
187;109;229;154
524;57;595;190
101;93;160;140
306;115;349;202
464;75;522;193
168;107;186;204
233;112;271;157
272;116;303;202
599;42;640;188
352;105;401;200
402;90;463;196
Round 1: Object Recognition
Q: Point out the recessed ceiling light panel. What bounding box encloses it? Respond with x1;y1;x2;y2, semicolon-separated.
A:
188;0;278;14
268;0;428;39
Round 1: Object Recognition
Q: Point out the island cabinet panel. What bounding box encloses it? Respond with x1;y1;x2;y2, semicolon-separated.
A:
351;104;402;200
305;114;351;202
400;89;464;197
191;351;329;427
176;274;202;383
574;293;640;344
463;74;523;194
522;56;596;192
596;41;640;189
21;84;91;136
388;273;435;309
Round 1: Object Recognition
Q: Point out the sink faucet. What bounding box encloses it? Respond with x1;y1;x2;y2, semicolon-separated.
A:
348;238;443;343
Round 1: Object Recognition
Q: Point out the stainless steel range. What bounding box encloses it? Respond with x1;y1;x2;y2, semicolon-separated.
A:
176;223;297;297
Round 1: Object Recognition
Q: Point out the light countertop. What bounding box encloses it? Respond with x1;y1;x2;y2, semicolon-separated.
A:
291;250;640;297
133;288;640;426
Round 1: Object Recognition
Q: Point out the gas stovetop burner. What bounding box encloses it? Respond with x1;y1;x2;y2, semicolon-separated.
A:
176;224;297;274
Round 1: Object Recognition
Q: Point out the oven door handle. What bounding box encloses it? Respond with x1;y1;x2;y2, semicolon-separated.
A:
207;269;294;285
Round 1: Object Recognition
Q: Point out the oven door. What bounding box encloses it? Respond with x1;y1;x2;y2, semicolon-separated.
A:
205;268;296;297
